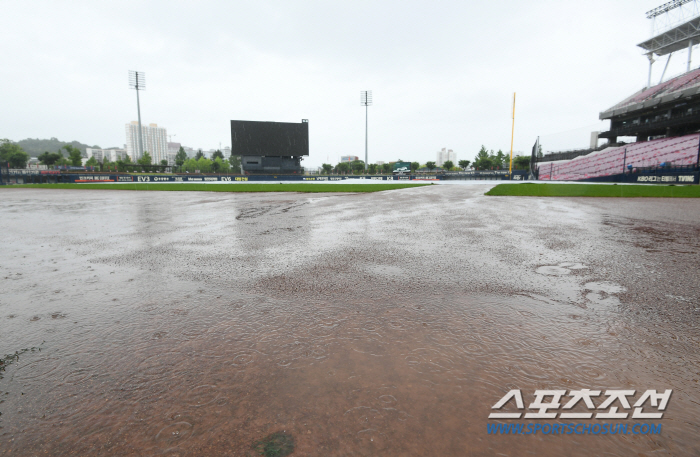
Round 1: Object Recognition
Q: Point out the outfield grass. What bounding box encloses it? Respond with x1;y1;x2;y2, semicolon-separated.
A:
486;183;700;198
7;183;431;193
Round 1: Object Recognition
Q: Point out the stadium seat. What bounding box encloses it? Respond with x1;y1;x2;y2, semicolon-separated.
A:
538;134;699;180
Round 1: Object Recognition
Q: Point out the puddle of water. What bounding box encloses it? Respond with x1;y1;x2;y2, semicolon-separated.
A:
0;289;695;456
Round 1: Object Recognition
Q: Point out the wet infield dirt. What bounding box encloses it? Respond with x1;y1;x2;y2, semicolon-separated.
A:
0;185;699;456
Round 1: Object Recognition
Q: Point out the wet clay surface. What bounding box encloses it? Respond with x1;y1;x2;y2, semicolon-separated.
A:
0;186;699;456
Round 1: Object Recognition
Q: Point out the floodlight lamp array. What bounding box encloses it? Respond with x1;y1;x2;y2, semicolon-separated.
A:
360;90;373;106
646;0;693;19
128;70;146;90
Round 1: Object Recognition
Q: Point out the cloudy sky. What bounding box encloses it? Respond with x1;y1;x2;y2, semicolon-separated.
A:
1;0;693;167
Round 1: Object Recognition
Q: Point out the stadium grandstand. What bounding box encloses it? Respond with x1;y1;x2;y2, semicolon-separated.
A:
533;0;700;184
537;134;698;181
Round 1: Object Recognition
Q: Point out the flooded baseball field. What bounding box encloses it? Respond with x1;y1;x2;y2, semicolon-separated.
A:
1;184;699;456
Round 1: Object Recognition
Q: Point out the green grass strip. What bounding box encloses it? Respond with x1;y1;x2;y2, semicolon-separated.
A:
7;183;430;193
486;183;700;198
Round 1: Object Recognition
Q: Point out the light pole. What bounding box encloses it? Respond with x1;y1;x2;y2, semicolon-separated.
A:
129;71;146;160
361;90;372;172
509;92;516;179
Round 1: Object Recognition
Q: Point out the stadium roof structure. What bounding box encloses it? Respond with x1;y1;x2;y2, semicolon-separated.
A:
601;67;700;117
637;15;700;56
635;1;700;88
599;67;700;140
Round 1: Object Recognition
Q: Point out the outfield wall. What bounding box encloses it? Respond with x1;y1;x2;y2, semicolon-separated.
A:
540;170;699;184
2;169;533;185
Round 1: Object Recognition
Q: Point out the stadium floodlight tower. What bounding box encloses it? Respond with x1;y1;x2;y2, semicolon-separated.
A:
638;0;700;88
128;70;146;159
361;90;372;172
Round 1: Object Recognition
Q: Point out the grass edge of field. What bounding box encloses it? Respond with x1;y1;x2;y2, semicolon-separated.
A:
485;183;700;198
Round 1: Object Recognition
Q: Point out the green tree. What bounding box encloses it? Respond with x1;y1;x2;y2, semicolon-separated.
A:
458;160;471;170
116;154;132;172
426;161;436;171
473;146;492;170
102;160;116;172
368;163;378;174
212;158;222;172
197;157;212;173
38;151;63;166
215;157;230;173
321;163;333;174
175;147;188;167
336;162;350;174
411;162;420;173
351;159;365;174
85;156;98;167
182;158;196;173
513;155;530;170
138;151;152;166
228;154;241;173
538;144;544;159
160;159;168;166
493;150;507;169
443;160;454;171
62;145;83;166
381;163;391;174
212;149;224;160
195;149;204;160
0;140;30;168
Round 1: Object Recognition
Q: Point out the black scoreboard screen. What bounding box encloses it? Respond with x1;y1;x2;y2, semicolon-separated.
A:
230;120;309;157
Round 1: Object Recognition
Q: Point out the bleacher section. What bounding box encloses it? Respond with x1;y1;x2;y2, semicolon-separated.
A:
605;68;700;113
538;134;699;181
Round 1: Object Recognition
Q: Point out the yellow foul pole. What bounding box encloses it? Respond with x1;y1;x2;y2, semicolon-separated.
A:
509;92;516;178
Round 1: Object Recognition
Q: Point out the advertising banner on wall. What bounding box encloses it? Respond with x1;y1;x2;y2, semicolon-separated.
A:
393;162;411;173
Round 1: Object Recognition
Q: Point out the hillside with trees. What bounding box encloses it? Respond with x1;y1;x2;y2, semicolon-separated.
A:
14;138;102;157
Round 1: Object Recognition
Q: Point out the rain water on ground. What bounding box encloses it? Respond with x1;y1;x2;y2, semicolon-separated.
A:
0;185;699;456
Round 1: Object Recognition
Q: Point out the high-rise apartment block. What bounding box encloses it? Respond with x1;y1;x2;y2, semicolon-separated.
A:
125;122;168;163
85;148;128;163
167;142;181;165
436;148;456;167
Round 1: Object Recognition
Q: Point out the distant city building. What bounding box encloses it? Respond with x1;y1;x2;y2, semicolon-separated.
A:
182;146;196;158
436;148;456;167
167;142;181;165
125;122;168;163
376;161;385;166
341;155;359;162
86;148;128;163
178;146;230;160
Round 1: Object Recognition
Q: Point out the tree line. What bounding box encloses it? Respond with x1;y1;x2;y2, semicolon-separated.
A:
0;141;245;174
0;141;86;168
316;151;531;175
471;145;537;170
2;139;538;174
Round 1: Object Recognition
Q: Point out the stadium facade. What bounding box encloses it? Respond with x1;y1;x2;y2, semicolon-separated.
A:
533;0;700;184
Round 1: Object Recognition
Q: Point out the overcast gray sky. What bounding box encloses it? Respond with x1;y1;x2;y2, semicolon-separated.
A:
1;0;690;167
